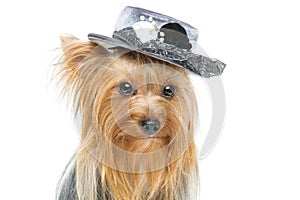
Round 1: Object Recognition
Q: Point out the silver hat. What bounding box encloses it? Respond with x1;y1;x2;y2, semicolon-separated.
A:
88;6;226;78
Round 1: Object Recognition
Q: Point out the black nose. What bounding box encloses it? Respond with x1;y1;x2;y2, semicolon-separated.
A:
140;119;160;135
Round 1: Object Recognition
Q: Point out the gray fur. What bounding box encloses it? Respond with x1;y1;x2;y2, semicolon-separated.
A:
56;162;112;200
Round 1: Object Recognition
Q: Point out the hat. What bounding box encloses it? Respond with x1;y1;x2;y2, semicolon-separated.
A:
88;6;226;78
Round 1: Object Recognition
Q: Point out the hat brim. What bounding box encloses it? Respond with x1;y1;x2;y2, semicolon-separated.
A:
88;33;139;52
88;33;225;77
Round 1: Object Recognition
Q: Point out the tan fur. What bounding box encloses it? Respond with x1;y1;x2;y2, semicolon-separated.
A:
55;35;199;200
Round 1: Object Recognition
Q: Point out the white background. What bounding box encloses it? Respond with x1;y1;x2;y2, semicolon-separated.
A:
0;0;300;199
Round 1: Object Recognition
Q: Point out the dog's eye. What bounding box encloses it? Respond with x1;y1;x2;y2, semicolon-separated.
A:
161;85;176;98
118;82;133;96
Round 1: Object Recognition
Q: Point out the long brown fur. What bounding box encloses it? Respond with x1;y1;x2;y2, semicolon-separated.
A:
54;35;200;200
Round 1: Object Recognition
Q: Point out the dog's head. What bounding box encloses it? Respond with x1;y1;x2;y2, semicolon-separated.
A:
58;35;197;153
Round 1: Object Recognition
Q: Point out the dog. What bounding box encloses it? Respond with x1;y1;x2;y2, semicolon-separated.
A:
53;6;225;200
54;35;200;200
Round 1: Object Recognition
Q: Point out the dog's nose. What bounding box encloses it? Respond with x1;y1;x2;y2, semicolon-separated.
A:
140;119;160;135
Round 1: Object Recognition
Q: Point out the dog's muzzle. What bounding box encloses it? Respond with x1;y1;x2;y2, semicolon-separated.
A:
140;119;160;136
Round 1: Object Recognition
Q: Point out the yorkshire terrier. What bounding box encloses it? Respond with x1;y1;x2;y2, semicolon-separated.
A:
55;35;199;200
54;6;225;200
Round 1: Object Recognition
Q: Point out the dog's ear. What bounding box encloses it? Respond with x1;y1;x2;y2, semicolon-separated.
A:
60;35;99;69
58;35;111;87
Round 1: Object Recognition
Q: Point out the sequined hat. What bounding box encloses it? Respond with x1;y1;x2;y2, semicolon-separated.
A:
88;6;226;77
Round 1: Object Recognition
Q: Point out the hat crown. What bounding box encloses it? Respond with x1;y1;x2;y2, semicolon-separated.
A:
114;6;199;44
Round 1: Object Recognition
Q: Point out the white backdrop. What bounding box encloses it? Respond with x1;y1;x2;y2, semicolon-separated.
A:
0;0;300;199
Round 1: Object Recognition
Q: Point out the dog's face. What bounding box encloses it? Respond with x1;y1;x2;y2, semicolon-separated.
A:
58;36;198;165
98;52;194;154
